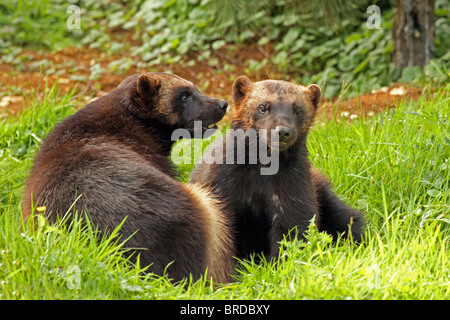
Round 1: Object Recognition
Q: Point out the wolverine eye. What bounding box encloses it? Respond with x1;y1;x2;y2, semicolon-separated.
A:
181;93;190;102
294;103;303;115
259;104;269;114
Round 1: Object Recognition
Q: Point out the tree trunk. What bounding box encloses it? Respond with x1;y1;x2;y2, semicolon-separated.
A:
393;0;435;68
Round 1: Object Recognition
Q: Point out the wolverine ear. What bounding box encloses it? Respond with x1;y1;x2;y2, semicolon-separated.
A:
136;74;161;106
232;76;252;107
306;84;322;110
128;74;161;119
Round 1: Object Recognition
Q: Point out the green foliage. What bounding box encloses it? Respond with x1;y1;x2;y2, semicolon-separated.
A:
113;0;448;97
274;11;400;98
0;0;77;49
1;0;450;301
1;1;449;97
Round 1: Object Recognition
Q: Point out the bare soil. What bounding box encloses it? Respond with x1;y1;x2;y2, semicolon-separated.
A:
0;45;428;122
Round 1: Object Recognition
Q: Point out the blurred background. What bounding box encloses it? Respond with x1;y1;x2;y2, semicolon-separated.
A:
0;0;449;119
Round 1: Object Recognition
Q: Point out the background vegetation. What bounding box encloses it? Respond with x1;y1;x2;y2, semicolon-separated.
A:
0;0;449;300
1;0;449;97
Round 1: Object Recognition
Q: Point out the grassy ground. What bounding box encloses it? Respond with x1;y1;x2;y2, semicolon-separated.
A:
0;84;449;300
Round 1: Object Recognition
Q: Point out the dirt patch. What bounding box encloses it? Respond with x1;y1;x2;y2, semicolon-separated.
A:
0;46;140;117
0;45;427;122
318;83;427;122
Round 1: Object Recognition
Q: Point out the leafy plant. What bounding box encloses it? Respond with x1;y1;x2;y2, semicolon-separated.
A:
1;0;449;96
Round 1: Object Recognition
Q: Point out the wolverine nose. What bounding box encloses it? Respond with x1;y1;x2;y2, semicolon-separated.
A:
275;126;291;142
218;100;228;111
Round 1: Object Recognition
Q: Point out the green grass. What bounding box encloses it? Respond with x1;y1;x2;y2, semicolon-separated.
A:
0;0;78;50
1;84;449;299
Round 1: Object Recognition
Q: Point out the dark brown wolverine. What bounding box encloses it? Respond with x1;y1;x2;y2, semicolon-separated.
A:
190;76;364;261
22;72;234;283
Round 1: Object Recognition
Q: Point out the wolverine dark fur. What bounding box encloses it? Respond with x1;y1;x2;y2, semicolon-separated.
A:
190;76;364;260
22;72;234;283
